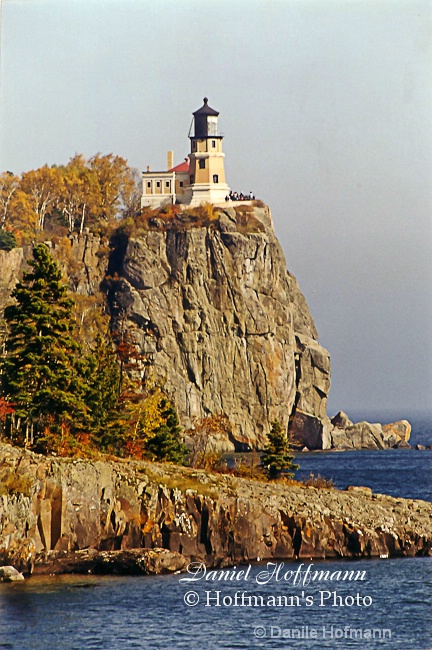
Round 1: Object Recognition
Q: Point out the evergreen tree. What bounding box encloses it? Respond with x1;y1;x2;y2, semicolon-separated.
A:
85;333;126;453
1;244;88;449
145;399;187;464
261;420;299;480
0;229;16;251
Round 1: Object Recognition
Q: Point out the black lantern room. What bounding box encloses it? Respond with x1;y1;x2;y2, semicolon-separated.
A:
191;97;221;139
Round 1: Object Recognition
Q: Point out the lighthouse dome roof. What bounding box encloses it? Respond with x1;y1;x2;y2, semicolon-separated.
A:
192;97;219;117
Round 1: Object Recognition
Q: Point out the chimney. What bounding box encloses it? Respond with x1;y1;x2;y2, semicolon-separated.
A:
167;150;174;170
146;165;151;172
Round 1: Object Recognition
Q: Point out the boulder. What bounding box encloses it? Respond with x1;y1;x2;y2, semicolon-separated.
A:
331;411;353;428
395;439;411;449
330;421;386;450
382;420;411;443
346;486;373;497
0;565;25;582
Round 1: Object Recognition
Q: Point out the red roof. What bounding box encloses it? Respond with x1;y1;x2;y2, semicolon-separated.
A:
169;159;189;173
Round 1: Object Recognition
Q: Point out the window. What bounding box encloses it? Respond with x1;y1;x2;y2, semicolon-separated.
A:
179;181;184;188
213;175;219;183
199;159;205;169
165;181;170;188
147;181;151;188
212;140;216;148
156;181;161;188
208;116;218;135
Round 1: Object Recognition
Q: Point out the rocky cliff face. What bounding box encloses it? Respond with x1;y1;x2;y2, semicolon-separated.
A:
106;206;331;449
0;206;409;451
0;444;430;574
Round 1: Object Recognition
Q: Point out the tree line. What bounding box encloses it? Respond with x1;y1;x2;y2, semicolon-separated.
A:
0;154;141;248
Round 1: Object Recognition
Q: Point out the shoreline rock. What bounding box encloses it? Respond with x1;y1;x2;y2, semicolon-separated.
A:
0;565;25;581
33;548;188;576
0;443;430;576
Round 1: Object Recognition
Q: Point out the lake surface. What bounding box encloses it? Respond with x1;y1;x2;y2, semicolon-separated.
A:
1;559;431;650
0;415;431;650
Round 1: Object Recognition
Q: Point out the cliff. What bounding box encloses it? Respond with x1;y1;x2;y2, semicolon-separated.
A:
0;205;332;450
0;443;430;575
0;205;410;450
105;205;332;449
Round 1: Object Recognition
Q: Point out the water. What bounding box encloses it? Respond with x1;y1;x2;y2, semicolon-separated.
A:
294;414;432;502
294;449;432;501
0;559;431;649
0;415;431;649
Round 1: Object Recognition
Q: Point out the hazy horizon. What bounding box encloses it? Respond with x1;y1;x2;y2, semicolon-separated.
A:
1;0;431;417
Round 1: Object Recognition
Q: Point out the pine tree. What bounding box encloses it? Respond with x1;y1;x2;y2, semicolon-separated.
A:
84;333;126;453
145;399;187;464
261;420;299;480
0;229;16;251
1;244;88;449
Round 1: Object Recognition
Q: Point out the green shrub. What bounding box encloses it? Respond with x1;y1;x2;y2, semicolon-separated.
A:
0;229;17;251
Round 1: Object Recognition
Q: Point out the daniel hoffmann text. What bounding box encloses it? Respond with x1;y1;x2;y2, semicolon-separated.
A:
180;561;372;609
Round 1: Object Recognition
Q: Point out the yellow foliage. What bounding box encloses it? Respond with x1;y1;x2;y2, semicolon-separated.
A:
0;469;34;496
138;388;166;440
72;294;109;349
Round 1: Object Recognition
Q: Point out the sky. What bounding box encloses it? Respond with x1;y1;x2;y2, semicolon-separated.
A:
1;0;431;418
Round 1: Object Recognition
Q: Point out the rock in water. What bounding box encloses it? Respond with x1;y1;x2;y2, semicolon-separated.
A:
329;417;412;450
382;420;411;443
0;565;25;581
331;421;387;450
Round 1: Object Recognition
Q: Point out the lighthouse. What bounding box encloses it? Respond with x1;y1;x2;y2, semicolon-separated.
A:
141;98;230;208
188;98;230;206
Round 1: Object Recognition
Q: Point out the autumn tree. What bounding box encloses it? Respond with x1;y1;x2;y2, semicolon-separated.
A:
108;324;185;463
0;397;14;437
2;154;141;240
0;172;36;242
88;153;140;224
0;172;19;228
1;244;89;449
261;421;299;480
19;165;64;231
57;155;99;233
